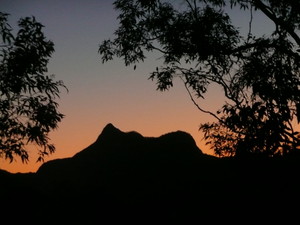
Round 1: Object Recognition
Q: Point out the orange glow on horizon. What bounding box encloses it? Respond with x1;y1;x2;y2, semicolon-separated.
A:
0;120;215;174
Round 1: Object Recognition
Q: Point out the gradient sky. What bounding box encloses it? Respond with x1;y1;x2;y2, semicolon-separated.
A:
1;0;274;173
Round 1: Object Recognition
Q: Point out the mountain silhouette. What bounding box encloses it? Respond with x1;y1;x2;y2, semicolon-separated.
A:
1;123;300;224
35;123;207;216
37;123;204;182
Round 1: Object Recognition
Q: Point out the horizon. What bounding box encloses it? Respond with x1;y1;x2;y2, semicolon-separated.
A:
1;122;209;173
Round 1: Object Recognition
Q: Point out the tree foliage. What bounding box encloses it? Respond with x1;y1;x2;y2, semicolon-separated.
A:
99;0;300;158
0;12;67;163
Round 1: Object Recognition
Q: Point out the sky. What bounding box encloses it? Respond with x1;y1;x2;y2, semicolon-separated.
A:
1;0;274;173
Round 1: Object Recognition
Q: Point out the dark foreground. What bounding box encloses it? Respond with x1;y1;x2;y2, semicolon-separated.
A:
1;124;300;224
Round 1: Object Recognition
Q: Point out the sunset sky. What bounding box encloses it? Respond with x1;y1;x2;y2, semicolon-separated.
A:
1;0;274;173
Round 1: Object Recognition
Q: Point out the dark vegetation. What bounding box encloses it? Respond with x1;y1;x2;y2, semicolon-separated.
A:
1;124;300;224
0;12;67;163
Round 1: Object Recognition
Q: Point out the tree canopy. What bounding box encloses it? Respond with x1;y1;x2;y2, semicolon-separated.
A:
99;0;300;158
0;12;67;163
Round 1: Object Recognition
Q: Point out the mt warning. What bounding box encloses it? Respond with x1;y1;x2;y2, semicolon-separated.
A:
1;123;299;224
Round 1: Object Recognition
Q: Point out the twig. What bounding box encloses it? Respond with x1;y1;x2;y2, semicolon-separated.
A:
180;77;222;122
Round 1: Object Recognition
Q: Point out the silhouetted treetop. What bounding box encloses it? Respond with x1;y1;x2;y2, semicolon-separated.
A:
0;12;67;163
99;0;300;158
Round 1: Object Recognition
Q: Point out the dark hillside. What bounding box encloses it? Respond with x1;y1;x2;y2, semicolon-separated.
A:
1;123;300;224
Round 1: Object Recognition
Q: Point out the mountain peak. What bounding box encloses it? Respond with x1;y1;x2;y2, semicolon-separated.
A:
101;123;124;135
102;123;119;132
96;123;123;142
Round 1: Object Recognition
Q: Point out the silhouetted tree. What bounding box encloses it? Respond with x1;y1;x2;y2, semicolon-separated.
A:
99;0;300;158
0;13;67;163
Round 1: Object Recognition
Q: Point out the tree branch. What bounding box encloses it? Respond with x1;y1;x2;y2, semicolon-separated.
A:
180;77;222;122
254;0;300;47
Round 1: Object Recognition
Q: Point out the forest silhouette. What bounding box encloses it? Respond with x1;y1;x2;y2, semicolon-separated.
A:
1;123;300;224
